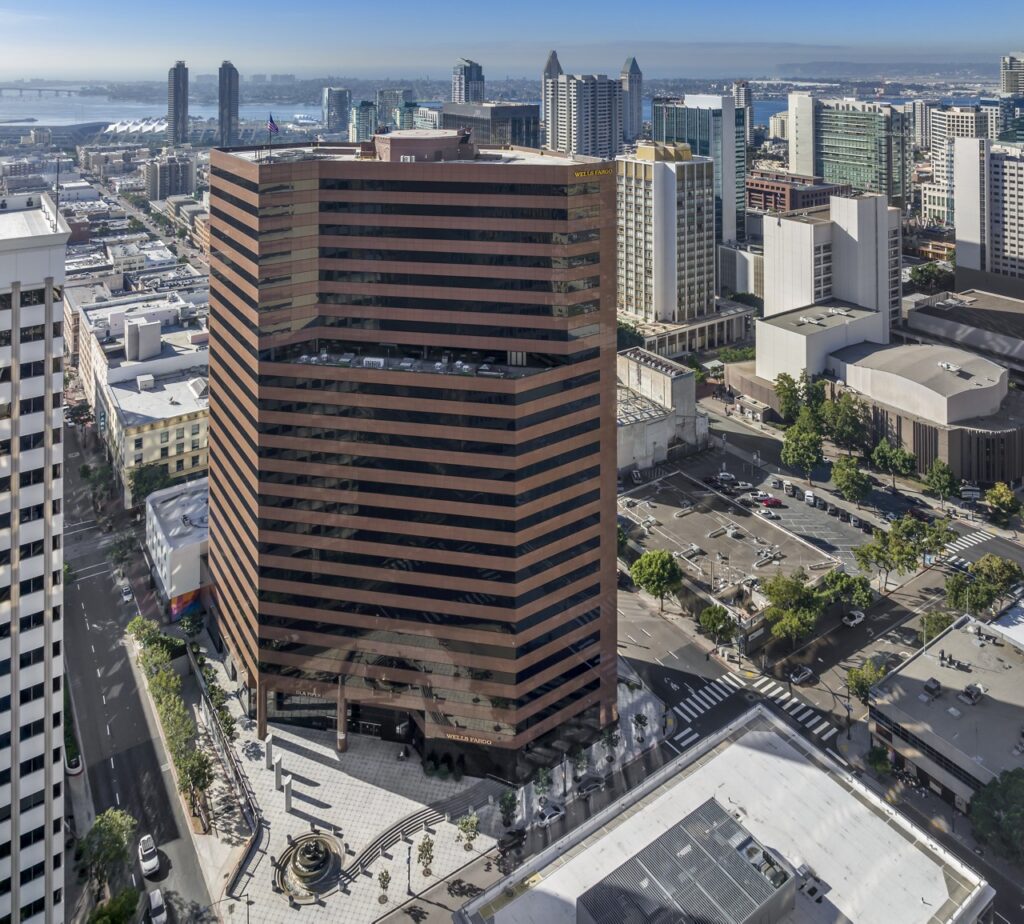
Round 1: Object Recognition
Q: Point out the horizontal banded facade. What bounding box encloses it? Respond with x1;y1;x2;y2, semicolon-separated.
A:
207;136;617;778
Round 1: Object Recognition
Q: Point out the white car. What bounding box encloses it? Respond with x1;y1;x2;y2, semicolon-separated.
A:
120;583;134;603
758;508;780;520
842;610;866;628
148;889;167;924
138;834;159;876
748;490;770;500
536;803;565;828
734;481;754;491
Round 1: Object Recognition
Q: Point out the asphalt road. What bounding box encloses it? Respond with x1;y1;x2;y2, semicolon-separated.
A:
64;426;214;920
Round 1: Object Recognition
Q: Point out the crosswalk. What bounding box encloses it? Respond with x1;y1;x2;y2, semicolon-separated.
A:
666;673;746;754
749;675;840;741
942;530;988;572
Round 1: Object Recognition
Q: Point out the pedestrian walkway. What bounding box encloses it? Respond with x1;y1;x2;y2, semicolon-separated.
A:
942;530;988;572
663;673;745;755
750;675;843;746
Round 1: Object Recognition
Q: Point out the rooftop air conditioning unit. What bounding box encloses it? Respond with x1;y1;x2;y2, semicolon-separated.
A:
938;361;961;373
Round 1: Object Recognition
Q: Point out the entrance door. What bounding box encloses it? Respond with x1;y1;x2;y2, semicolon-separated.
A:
357;720;382;737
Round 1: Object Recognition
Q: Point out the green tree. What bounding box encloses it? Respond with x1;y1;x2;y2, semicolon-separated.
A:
179;610;204;639
773;372;801;424
872;439;917;489
630;550;683;612
129;462;172;503
698;605;736;647
66;403;94;426
909;262;954;293
762;568;822;648
867;746;892;776
970;768;1024;863
854;533;895;591
798;370;826;419
921;611;955;643
768;607;819;648
924;459;957;509
616;525;627;553
378;869;391;901
417;835;435;875
533;765;552;796
109;531;137;567
970;554;1024;609
818;570;873;609
88;887;139;924
716;346;756;363
139;643;172;678
160;695;196;762
820;392;869;453
847;659;887;704
178;748;214;815
499;789;517;825
616;319;645;351
127;614;161;646
945;571;987;616
781;407;823;483
831;454;871;507
455;812;480;849
148;665;182;707
984;482;1021;525
601;725;620;756
82;808;137;888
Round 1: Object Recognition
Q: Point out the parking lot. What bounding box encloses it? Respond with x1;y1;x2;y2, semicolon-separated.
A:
619;471;834;598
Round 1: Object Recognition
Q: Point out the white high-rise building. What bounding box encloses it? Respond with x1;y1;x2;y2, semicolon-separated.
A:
733;80;753;145
1000;53;1024;95
768;111;788;141
954;138;1024;299
910;99;939;148
616;142;715;325
0;192;69;924
921;106;986;225
620;57;643;143
542;52;623;158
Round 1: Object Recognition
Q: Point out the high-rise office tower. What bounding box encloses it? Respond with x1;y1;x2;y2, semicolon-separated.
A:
441;103;540;148
652;95;746;243
787;94;911;209
217;61;239;147
375;89;414;130
543;60;623;159
620;58;643;143
541;49;562;138
322;87;352;134
0;192;69;924
616;142;715;325
1000;53;1024;95
954;138;1024;299
206;129;618;779
732;80;753;145
348;101;378;142
921;106;986;225
451;59;485;104
167;60;189;146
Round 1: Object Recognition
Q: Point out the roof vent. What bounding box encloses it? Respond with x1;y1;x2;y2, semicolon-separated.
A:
938;361;961;373
957;683;984;706
923;677;941;698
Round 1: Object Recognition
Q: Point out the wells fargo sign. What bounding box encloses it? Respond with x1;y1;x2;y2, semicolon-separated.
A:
444;732;493;745
573;168;613;177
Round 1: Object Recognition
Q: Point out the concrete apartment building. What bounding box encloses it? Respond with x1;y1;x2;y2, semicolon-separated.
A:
441;103;540;149
144;151;196;201
451;58;485;104
651;95;746;243
207;131;618;780
167;60;189;146
1001;52;1024;95
954;138;1024;299
788;94;912;208
542;52;623;159
348;102;377;143
145;477;208;621
768;110;788;141
745;169;851;213
921;106;987;226
871;611;1024;813
0;193;69;924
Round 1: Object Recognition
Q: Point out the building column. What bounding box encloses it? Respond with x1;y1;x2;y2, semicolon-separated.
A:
336;678;348;753
256;682;268;740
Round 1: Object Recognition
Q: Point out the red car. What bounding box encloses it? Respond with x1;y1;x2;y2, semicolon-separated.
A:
761;496;783;508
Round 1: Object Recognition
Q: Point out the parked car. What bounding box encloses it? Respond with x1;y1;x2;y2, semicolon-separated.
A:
838;509;851;522
788;665;814;685
703;475;720;486
771;479;783;489
842;610;866;628
758;508;780;520
827;503;839;516
734;481;754;491
536;803;565;828
148;889;167;924
498;827;527;853
815;496;827;510
884;511;899;522
761;496;783;508
748;490;770;500
804;491;815;506
577;775;606;799
738;498;756;508
717;472;737;484
850;515;861;528
120;583;133;602
617;570;634;590
138;834;159;877
861;520;875;534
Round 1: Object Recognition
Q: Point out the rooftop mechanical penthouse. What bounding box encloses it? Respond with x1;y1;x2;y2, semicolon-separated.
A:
207;131;617;779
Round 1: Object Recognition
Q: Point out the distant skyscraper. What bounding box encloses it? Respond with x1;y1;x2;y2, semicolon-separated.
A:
910;99;939;148
1000;53;1024;95
441;102;540;147
451;58;485;104
375;89;414;130
954;138;1024;298
787;94;912;209
732;81;753;145
322;87;352;134
218;61;239;147
0;192;70;924
541;49;562;139
921;106;986;225
349;101;378;142
620;57;643;143
543;54;622;159
167;60;189;146
652;95;746;243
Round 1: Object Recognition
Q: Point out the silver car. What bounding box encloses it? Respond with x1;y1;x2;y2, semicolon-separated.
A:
536;802;565;828
138;834;159;877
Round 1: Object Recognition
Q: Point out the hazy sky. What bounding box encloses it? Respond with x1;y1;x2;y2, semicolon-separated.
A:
0;0;1017;79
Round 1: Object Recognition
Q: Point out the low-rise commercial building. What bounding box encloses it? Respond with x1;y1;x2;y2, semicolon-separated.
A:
871;611;1024;812
746;169;851;213
145;477;208;620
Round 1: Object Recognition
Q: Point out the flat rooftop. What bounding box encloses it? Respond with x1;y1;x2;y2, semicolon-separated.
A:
108;367;208;427
872;615;1024;786
914;289;1024;341
830;343;1004;399
618;347;692;378
0;207;55;243
147;477;209;549
479;708;991;924
760;301;879;333
616;384;667;426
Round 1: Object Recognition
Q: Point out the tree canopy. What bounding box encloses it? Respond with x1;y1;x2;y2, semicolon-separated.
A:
129;462;173;504
82;808;137;887
630;550;683;612
821;392;870;454
971;768;1024;863
924;459;957;508
698;605;736;646
773;372;801;424
847;659;888;704
871;439;917;488
762;568;823;648
831;454;871;507
984;482;1021;525
781;407;823;483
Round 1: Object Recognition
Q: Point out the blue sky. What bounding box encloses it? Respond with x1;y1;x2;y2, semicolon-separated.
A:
0;0;1018;79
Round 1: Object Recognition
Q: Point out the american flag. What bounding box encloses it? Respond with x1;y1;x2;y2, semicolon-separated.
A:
267;113;279;135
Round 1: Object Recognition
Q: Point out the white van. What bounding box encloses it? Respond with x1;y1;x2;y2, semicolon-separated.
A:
804;491;815;506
